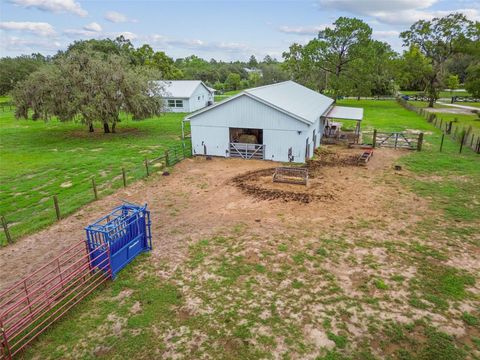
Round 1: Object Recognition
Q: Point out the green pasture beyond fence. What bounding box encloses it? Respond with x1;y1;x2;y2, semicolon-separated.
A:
397;97;480;154
1;142;192;246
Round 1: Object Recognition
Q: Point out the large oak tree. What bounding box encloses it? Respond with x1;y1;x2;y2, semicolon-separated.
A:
400;13;473;107
13;47;164;133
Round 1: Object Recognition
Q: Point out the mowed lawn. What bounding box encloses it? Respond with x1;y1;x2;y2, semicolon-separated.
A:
0;109;187;244
17;100;480;359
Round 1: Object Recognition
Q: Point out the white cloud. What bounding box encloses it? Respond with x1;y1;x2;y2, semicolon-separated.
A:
63;28;97;38
2;35;62;51
316;0;479;25
278;25;329;36
63;28;137;41
115;31;137;40
0;21;55;36
432;8;480;21
83;22;102;32
372;30;400;38
146;34;253;56
318;0;437;14
10;0;87;17
165;39;250;53
104;11;128;23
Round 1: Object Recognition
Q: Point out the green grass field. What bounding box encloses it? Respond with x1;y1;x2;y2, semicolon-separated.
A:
0;109;188;244
18;99;480;359
214;89;243;102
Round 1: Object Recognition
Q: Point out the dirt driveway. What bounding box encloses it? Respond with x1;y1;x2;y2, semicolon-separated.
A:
1;148;408;290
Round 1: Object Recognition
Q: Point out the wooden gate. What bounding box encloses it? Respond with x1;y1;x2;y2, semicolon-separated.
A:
373;131;423;150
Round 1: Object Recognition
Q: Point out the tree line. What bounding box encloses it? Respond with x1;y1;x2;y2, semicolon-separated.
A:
282;14;479;106
2;13;479;133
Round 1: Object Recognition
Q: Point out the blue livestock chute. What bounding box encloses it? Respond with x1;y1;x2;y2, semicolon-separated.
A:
85;202;152;278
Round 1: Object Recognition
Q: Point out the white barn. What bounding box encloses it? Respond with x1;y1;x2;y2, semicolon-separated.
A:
157;80;215;113
183;81;363;163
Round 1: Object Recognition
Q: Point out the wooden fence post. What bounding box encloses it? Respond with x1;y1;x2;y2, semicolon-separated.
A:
145;157;150;177
372;129;377;148
440;133;445;152
122;168;127;187
417;133;424;151
459;132;466;154
92;178;98;200
1;216;13;244
165;150;169;167
53;195;61;220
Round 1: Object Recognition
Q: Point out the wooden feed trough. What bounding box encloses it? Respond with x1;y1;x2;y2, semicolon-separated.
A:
272;167;308;185
357;148;373;165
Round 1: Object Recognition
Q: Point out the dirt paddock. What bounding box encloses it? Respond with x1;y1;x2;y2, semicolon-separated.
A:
2;145;479;358
0;147;405;290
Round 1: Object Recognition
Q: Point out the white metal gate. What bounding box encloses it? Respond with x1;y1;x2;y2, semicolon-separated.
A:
229;143;265;159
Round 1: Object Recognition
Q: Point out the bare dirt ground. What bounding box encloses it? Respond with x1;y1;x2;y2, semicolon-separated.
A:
2;147;479;359
0;147;404;290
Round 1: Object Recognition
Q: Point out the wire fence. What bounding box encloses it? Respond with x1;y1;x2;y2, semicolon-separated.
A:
0;142;192;246
0;102;13;112
397;97;480;154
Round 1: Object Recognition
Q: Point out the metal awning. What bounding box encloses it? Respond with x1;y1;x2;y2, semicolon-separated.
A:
326;106;363;121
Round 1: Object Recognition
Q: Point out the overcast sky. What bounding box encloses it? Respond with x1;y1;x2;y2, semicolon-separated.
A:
1;0;479;61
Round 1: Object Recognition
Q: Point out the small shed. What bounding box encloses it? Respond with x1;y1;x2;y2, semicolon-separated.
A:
155;80;214;113
183;81;363;163
324;106;364;143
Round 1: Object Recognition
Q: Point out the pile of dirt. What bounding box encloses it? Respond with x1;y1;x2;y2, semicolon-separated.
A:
231;147;362;203
231;168;334;203
309;147;359;170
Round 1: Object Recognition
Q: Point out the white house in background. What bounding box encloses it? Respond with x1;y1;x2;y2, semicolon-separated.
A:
156;80;215;113
183;80;363;163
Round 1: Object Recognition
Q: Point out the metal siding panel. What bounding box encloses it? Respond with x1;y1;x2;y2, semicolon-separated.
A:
263;129;306;163
191;95;308;131
191;125;229;157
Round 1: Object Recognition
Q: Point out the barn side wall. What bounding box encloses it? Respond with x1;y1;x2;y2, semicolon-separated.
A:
189;94;310;162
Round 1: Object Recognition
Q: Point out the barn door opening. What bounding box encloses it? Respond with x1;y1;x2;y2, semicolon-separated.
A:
229;128;264;159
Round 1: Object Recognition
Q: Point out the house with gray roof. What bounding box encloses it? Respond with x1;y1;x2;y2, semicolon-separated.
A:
183;81;363;163
156;80;214;113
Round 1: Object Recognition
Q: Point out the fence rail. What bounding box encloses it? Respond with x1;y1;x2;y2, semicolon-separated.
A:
1;141;192;246
0;241;112;359
397;97;480;154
